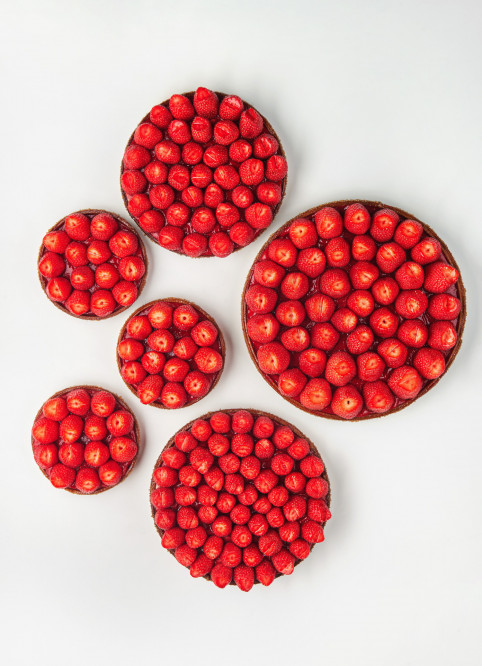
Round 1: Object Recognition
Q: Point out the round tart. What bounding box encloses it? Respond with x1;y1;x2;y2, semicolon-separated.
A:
120;87;288;258
150;409;331;591
38;209;148;319
31;386;140;494
117;298;225;408
242;200;466;420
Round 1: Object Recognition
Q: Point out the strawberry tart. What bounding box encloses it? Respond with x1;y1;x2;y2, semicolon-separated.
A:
31;386;140;494
38;209;148;319
242;200;466;420
120;87;287;257
117;298;225;408
150;409;331;590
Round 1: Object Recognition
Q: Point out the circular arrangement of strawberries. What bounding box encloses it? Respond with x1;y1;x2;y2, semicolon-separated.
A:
242;200;466;420
120;87;288;258
150;409;331;591
31;386;140;494
38;209;148;319
117;298;225;408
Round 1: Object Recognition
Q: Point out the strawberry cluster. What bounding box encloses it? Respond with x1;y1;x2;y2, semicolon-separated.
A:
150;410;331;591
120;87;288;258
38;210;147;318
243;202;463;420
117;299;224;408
32;387;139;493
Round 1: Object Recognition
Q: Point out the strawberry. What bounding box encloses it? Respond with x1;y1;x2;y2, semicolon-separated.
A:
424;262;459;293
331;385;363;420
395;290;428;319
210;563;232;588
283;497;307;522
234;564;255;591
369;307;399;338
346;325;374;355
59;414;83;443
49;463;76;489
296;247;326;277
84;415;107;441
394;261;425;290
257;342;290;374
280;327;310;352
248;514;269;537
32;417;59;444
352;234;377;261
370;208;399;242
75;468;100;494
375;242;406;273
154;508;176;529
43;230;70;254
109;437;137;463
350;261;379;290
301;520;325;543
34;444;58;468
84;442;110;468
414;347;446;379
106;410;134;436
344;203;371;234
356;352;385;382
299;378;332;411
285;471;307;494
428;321;457;351
256;559;277;585
239;108;263;138
325;237;350;267
278;521;301;542
394;219;423;248
239;158;264;186
254;469;278;494
347;290;375;317
305;293;336;322
189;554;213;579
268;486;289;507
272;549;295;575
363;380;394;413
253;259;286;287
427;293;461;321
154;466;179;488
174;545;197;568
38;251;65;278
289;218;318;249
281;272;309;300
214;119;239;145
320;268;351;298
299;348;327;377
265;154;287;181
331;307;358;333
305;477;329;499
388;366;423;399
43;397;68;421
64;212;91;241
276;300;305;327
300;455;325;478
307;499;331;522
397;320;428;348
377;338;408;368
268;238;298;267
411;237;441;265
278;368;307;397
325;351;357;386
289;539;311;560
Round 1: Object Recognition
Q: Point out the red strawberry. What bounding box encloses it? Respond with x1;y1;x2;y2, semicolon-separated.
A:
427;293;461;321
299;378;332;411
256;560;276;585
289;539;311;560
288;218;318;249
411;237;441;264
325;351;357;386
210;563;232;588
424;262;459;293
75;468;100;494
301;520;325;543
280;327;310;352
272;549;295;575
239;108;263;139
331;385;363;420
377;338;408;368
369;307;399;338
370;208;399;242
344;203;371;234
375;242;406;273
278;368;307;397
350;262;379;290
49;463;76;488
138;374;163;405
32;417;59;444
296;247;326;278
305;293;336;322
388;366;423;399
356;352;385;382
325;237;350;267
346;325;374;355
394;219;423;249
395;290;428;319
352;234;377;261
363;380;395;413
413;347;446;379
394;261;425;290
397;320;428;348
257;342;290;375
234;564;255;591
299;348;327;377
428;321;457;351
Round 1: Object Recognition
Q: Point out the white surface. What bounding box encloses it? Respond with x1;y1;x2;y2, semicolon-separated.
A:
2;1;482;664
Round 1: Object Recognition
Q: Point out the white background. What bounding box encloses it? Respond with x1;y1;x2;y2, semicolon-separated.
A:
1;1;482;664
